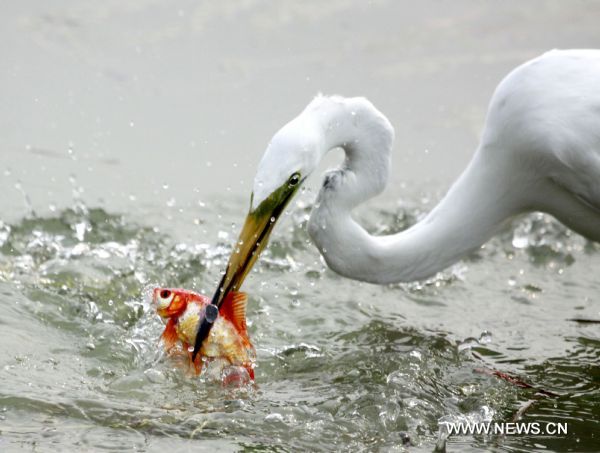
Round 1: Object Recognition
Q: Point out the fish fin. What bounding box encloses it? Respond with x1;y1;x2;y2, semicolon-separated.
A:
245;364;255;381
187;346;203;375
182;341;202;375
161;318;179;351
219;291;249;340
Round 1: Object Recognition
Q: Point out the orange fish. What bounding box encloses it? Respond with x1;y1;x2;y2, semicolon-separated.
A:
153;287;256;380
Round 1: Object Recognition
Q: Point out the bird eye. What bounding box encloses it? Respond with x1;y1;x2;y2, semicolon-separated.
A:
160;290;171;299
289;173;301;186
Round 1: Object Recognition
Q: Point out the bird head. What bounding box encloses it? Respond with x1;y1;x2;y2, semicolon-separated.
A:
208;112;320;309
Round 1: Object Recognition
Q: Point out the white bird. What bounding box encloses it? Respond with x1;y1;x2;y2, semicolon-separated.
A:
193;49;600;354
205;49;600;314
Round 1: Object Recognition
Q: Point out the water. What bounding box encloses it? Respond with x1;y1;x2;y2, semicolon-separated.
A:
0;196;598;452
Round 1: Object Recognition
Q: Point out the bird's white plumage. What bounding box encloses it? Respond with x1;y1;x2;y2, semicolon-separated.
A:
252;49;600;283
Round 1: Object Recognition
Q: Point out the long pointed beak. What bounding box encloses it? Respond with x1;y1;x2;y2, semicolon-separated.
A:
213;207;278;306
192;183;299;359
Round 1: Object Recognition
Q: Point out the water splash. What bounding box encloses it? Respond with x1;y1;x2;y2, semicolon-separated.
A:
0;202;597;451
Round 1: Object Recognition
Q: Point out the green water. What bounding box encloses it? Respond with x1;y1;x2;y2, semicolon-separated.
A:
0;197;598;452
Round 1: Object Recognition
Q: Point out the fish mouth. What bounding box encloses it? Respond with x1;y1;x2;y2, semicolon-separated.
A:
192;178;301;358
156;307;170;319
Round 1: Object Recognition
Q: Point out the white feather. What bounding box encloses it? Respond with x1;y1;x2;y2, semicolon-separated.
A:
252;49;600;283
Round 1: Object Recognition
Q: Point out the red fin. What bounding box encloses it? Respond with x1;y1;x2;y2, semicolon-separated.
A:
161;318;179;351
245;364;255;381
184;342;203;375
219;292;249;339
192;354;203;375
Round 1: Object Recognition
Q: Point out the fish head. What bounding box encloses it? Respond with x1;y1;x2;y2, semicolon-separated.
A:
153;287;198;320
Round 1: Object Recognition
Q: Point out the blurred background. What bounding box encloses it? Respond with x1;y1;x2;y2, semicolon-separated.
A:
3;0;600;219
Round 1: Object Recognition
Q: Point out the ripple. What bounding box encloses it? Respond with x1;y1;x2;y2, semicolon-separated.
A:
0;204;598;451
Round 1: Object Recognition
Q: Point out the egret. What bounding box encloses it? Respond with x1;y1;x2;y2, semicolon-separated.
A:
194;49;600;357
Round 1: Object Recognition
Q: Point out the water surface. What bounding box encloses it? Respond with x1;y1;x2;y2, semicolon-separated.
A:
0;196;598;451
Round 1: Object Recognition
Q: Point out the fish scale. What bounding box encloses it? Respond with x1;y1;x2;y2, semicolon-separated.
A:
153;287;256;381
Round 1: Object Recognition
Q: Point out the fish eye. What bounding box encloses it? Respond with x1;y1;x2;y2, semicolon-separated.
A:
160;289;171;299
289;173;301;186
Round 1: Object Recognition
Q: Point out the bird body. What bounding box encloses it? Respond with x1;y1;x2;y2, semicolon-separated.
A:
303;49;600;283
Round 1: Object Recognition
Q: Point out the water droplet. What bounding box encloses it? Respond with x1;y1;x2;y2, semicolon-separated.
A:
512;234;529;249
265;413;284;423
409;350;422;360
74;222;87;241
479;331;492;344
144;368;166;383
457;337;479;352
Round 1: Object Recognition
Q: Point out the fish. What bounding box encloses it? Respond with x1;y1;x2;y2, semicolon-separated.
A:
153;287;256;381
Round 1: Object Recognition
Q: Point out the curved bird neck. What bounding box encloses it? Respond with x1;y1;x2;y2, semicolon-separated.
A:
306;96;394;208
374;152;521;282
307;99;523;283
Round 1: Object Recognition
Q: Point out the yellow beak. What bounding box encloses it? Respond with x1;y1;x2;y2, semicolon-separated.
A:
212;209;276;305
192;178;301;359
211;180;300;307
